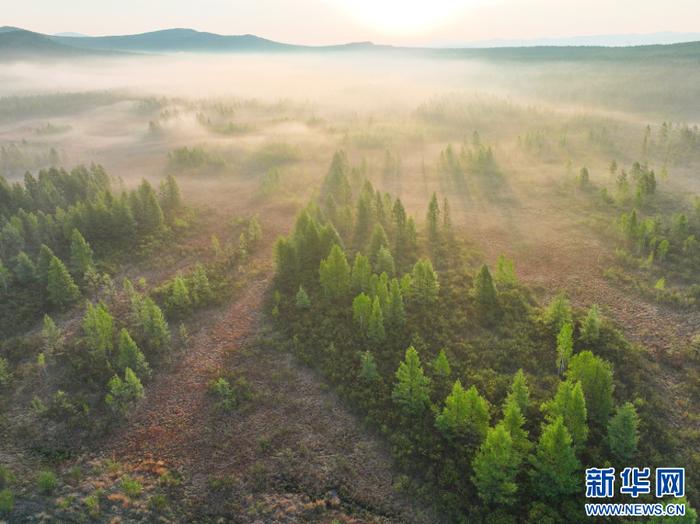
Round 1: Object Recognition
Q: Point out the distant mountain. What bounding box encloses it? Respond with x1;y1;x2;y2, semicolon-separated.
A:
0;28;107;60
440;31;700;48
54;31;89;38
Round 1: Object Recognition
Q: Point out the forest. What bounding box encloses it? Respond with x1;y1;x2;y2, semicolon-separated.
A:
0;31;699;524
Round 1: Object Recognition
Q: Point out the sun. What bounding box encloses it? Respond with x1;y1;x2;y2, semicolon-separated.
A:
327;0;472;36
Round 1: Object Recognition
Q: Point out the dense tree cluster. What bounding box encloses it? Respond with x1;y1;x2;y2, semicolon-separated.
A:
270;151;691;521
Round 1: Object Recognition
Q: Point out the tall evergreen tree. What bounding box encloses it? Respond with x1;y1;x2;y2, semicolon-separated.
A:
136;297;171;355
567;351;614;427
506;369;530;416
543;380;588;451
47;256;80;308
426;192;440;245
435;380;490;446
69;228;94;281
116;328;151;379
36;244;55;287
544;293;572;332
375;246;395;276
385;278;406;329
367;224;389;265
189;263;212;306
352;293;372;331
410;259;439;306
0;259;10;292
14;251;36;284
472;264;499;320
168;275;191;316
580;304;602;345
530;416;581;500
41;314;63;354
556;322;574;375
607;402;640;464
392;346;431;416
367;296;386;343
159;174;182;216
472;423;521;506
83;302;115;358
133;180;165;234
359;350;380;383
351;254;372;293
105;367;145;415
319;244;351;301
502;397;531;455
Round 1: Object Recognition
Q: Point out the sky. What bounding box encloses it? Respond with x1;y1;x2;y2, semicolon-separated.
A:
2;0;700;46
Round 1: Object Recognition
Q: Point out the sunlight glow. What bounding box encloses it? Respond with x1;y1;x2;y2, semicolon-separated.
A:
326;0;476;36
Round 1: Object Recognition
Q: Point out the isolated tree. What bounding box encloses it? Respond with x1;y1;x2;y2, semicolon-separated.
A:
375;246;395;277
105;367;145;415
543;293;572;332
319;244;351;301
116;328;150;379
556;322;574;375
189;263;212;306
392;346;431;416
506;369;530;416
580;304;602;345
69;228;94;280
410;259;439;306
385;278;406;330
295;285;311;308
472;423;521;506
47;256;80;308
14;251;36;284
530;416;581;500
567;351;614;427
472;264;499;320
607;402;639;464
136;297;171;354
168;276;191;316
351;254;372;293
435;380;490;446
359;350;380;383
367;296;386;343
543;380;588;451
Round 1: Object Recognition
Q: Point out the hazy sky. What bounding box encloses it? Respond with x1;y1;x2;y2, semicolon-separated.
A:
3;0;700;45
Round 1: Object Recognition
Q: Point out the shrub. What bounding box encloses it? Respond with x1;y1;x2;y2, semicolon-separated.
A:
37;470;58;494
120;475;142;498
0;489;13;515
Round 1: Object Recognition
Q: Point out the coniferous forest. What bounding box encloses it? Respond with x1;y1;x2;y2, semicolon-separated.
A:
1;16;700;524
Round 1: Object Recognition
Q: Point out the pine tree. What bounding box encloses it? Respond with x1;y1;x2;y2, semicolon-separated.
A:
442;197;453;236
367;296;385;343
432;348;452;379
556;322;574;375
472;264;499;320
502;397;531;455
159;174;182;216
41;314;63;354
136;297;171;355
105;367;145;415
375;246;395;276
83;302;115;358
14;251;36;284
426;192;440;245
352;293;372;331
0;259;10;292
69;228;94;281
506;369;530;416
319;244;351;301
133;180;165;234
580;304;602;345
295;285;311;308
435;380;490;446
543;293;572;332
367;224;389;265
36;244;55;287
472;423;521;506
495;255;518;287
392;346;431;416
168;276;191;316
607;402;639;464
543;380;588;451
359;351;380;382
116;328;151;379
351;254;372;293
530;416;581;500
567;351;614;427
410;259;439;306
47;256;80;308
189;263;212;306
385;278;406;330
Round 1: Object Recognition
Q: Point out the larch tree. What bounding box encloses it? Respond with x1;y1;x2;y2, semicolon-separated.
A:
556;322;574;375
410;259;439;306
136;297;171;355
159;174;182;217
116;328;151;379
105;367;145;415
392;346;431;416
69;228;94;281
472;264;499;321
36;244;55;287
435;380;490;448
47;256;80;308
607;402;640;464
41;314;63;354
367;296;386;343
351;253;372;293
352;293;372;331
0;259;10;292
359;351;380;383
472;423;521;506
530;416;581;500
375;246;395;277
295;285;311;308
506;369;530;416
543;380;588;451
566;350;614;428
14;251;36;284
190;263;212;306
319;244;351;301
385;278;406;330
426;192;440;245
168;275;192;316
83;302;115;359
543;292;573;332
495;255;518;288
502;397;531;456
580;304;602;345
